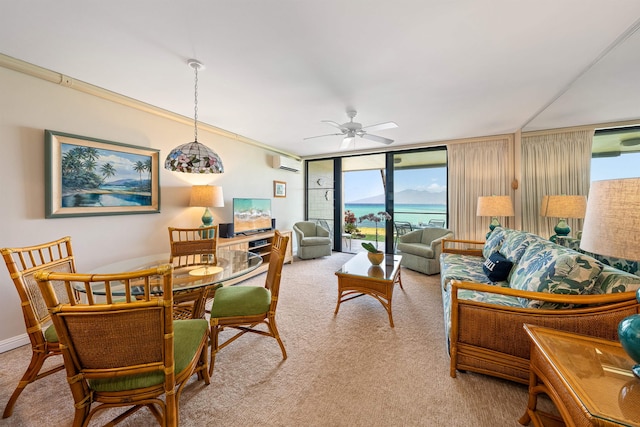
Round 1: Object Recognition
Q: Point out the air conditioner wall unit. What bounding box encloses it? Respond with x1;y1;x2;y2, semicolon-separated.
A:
271;155;302;173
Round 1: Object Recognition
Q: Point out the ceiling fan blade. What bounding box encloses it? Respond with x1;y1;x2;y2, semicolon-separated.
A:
340;136;355;149
303;133;343;140
321;120;348;131
362;133;394;145
361;121;398;132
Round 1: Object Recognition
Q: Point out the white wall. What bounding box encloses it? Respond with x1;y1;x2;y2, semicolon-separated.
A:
0;67;304;348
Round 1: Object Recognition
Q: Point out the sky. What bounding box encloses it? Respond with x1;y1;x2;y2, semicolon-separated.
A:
590;152;640;181
344;167;447;203
343;151;638;203
61;143;151;182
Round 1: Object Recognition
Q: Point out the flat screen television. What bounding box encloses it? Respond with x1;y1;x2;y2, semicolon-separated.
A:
232;198;272;235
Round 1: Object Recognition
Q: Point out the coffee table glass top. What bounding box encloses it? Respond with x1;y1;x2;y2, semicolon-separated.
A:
530;326;640;425
336;252;401;281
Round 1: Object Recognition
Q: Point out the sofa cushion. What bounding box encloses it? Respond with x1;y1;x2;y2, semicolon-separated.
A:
482;227;506;259
510;241;602;308
498;229;539;264
482;252;513;283
440;253;507;289
591;265;640;295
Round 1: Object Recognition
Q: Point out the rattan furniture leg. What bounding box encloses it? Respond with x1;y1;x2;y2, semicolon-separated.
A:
334;253;403;327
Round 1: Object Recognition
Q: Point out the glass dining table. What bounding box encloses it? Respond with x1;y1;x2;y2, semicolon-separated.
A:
85;249;263;296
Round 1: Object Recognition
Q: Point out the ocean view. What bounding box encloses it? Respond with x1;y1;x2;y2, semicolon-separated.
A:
345;203;446;227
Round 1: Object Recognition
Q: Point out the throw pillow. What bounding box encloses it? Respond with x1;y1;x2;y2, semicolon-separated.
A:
482;252;513;282
482;227;506;259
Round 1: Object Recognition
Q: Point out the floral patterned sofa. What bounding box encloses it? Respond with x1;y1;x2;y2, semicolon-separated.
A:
440;227;640;384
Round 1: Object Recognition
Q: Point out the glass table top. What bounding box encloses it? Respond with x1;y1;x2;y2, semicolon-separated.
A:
335;252;402;281
83;249;262;295
528;325;640;426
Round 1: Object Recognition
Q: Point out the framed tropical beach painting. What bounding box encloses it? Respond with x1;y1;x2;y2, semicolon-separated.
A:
45;130;160;218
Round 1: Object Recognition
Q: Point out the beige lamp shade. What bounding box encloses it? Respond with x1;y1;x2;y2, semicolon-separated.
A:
580;178;640;260
189;185;224;208
476;196;515;217
540;195;587;219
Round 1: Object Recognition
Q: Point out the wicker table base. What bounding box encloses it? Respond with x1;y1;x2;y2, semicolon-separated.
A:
334;252;403;327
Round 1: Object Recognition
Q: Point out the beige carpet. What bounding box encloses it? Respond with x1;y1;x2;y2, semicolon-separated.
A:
0;252;548;426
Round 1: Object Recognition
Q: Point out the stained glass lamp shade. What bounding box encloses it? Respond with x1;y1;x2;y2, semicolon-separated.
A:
165;141;224;174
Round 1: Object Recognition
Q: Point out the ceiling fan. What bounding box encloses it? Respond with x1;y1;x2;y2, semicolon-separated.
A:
304;110;398;149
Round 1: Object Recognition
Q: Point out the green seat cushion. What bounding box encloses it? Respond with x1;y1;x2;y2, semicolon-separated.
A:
44;323;59;343
211;286;271;318
89;319;208;392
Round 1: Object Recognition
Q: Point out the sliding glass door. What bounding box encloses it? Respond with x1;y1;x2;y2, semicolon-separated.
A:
306;147;447;254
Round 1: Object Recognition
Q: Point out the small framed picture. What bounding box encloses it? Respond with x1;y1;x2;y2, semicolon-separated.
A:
45;130;160;218
274;180;286;198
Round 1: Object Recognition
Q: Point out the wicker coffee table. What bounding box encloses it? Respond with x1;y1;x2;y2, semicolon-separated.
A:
334;252;403;327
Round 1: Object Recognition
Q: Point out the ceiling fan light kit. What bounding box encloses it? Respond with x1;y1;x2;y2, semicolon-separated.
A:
304;109;398;149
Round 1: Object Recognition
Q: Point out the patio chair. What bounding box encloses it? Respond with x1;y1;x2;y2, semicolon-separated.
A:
209;231;290;374
35;264;210;426
1;236;76;419
394;221;413;249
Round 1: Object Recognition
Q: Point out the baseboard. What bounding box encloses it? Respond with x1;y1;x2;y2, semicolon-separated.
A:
0;333;29;354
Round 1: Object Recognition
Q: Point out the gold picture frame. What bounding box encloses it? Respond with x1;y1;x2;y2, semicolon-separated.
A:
45;130;160;218
274;180;286;198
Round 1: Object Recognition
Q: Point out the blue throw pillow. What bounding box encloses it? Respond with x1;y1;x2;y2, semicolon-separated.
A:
482;252;513;282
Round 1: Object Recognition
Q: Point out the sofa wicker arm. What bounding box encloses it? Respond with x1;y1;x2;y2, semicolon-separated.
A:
450;280;639;306
442;239;484;256
447;279;640;384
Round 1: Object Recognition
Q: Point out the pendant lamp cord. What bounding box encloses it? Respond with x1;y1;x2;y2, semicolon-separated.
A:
193;63;199;142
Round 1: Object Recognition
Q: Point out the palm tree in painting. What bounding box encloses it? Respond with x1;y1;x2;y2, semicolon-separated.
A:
100;163;116;183
133;161;146;187
144;158;152;190
61;146;102;190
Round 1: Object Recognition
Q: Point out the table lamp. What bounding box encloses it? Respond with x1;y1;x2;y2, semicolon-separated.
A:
190;185;224;237
540;195;587;242
477;195;514;238
579;178;640;378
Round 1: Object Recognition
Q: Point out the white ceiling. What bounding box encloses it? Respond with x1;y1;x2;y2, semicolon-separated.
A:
2;1;640;158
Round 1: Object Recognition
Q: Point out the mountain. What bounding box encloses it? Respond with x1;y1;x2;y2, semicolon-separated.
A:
103;178;150;187
350;189;446;205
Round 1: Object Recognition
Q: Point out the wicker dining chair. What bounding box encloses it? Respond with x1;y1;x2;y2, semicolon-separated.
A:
209;230;290;374
35;264;210;427
0;236;76;419
168;225;219;319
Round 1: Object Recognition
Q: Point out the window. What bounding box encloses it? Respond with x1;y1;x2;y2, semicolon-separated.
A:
592;126;640;181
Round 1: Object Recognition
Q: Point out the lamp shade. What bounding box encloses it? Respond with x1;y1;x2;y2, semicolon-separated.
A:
581;178;640;378
476;196;515;217
540;195;587;219
165;141;224;174
190;185;224;208
580;179;640;260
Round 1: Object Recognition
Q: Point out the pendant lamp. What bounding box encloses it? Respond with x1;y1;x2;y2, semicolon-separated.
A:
165;59;224;174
